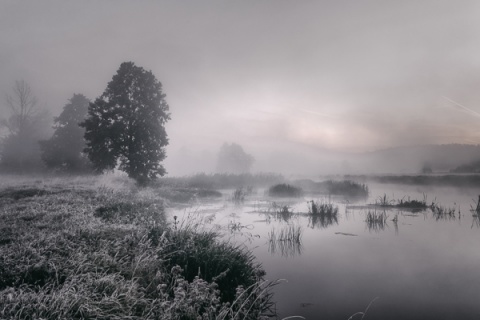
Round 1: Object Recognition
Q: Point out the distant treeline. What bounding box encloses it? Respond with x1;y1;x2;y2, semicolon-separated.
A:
347;174;480;186
157;172;284;189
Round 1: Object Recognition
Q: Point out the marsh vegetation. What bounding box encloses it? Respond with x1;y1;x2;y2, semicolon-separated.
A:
0;175;274;320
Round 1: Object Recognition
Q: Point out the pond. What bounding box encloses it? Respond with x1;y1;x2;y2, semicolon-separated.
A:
168;182;480;320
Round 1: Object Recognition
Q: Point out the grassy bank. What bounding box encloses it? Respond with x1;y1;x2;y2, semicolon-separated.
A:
0;174;273;320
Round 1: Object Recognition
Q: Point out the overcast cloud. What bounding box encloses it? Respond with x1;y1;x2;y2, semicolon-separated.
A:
1;0;480;174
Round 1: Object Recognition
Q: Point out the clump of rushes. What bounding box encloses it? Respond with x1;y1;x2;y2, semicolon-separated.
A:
376;194;395;207
232;187;246;203
268;225;303;257
271;202;294;222
307;200;339;228
268;183;303;198
365;210;388;232
375;194;429;212
430;203;457;221
0;181;274;319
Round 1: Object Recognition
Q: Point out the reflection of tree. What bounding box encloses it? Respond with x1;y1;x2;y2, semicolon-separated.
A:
308;213;338;229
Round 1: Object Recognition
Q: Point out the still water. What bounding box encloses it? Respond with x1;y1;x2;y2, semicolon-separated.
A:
169;182;480;320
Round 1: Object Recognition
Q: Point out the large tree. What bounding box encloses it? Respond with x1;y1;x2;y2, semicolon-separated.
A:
81;62;170;184
40;94;91;172
216;143;255;174
0;80;50;172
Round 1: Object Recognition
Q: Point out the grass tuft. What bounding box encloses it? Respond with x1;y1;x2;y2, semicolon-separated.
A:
307;200;339;228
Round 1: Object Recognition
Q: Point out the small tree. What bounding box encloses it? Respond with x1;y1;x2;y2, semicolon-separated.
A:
40;94;91;172
80;62;170;184
216;143;254;174
0;80;50;172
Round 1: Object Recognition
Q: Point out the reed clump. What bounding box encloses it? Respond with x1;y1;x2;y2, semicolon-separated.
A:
232;187;247;203
268;225;303;257
365;210;388;232
271;202;295;222
375;194;429;212
307;200;339;228
430;203;457;221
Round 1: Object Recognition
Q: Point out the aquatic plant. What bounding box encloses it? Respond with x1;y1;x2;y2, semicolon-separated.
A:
376;194;395;207
232;187;246;203
471;195;480;215
374;194;429;212
268;225;303;257
271;202;295;222
307;200;339;228
347;297;379;320
396;194;429;211
430;203;457;221
268;183;303;198
365;210;387;232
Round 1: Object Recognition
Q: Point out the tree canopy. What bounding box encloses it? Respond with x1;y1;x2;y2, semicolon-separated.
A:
0;81;50;172
40;94;91;172
216;143;255;174
80;62;170;184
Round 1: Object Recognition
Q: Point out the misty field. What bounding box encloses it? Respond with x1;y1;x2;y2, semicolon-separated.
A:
1;173;480;320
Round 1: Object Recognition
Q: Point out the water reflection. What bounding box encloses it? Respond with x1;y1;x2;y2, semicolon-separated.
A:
308;213;338;228
307;200;339;229
268;236;303;257
472;214;480;228
268;225;303;257
431;204;457;221
365;210;388;233
167;184;480;319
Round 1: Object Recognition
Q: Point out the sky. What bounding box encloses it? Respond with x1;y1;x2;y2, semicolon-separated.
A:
1;0;480;174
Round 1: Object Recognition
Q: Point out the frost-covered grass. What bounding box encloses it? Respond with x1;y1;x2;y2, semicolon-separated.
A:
0;174;274;320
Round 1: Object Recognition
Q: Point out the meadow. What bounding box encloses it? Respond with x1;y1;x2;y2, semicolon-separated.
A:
0;174;275;320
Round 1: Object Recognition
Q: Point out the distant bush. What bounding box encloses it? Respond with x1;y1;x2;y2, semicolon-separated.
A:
268;183;303;198
320;180;369;198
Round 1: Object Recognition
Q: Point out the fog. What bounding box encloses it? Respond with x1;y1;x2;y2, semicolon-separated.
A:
1;1;480;175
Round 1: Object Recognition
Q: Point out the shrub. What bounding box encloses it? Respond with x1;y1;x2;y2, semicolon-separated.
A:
268;184;303;198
